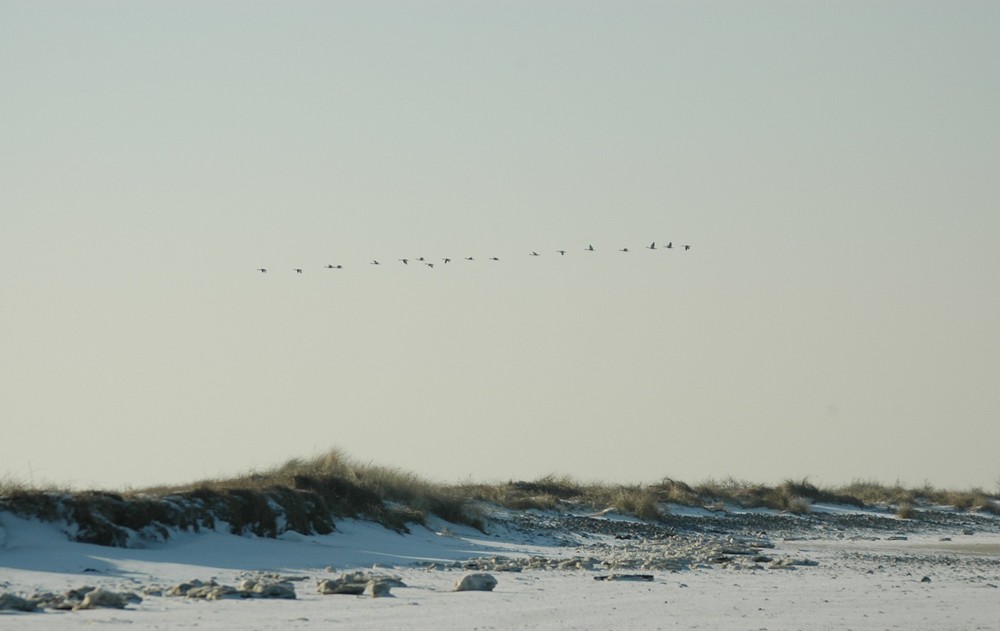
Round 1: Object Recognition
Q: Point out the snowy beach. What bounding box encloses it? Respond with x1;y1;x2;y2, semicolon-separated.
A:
3;503;998;630
6;3;1000;628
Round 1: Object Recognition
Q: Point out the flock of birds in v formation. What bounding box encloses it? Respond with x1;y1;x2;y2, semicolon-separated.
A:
256;241;692;274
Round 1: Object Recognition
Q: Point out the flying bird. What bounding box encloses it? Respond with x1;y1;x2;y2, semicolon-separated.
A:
399;258;409;265
490;256;500;261
665;242;673;249
586;244;595;251
647;242;656;250
257;268;267;273
294;268;303;273
683;244;692;251
325;264;343;269
557;250;566;255
371;259;380;265
465;257;474;261
530;251;540;256
619;248;629;252
425;262;434;268
442;258;451;263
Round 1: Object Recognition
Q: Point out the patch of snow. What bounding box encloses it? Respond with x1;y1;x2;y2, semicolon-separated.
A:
2;508;999;630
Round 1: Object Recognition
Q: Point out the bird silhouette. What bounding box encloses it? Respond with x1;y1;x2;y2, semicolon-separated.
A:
530;251;540;256
425;262;434;268
666;242;673;249
490;256;500;261
442;258;451;263
465;257;475;261
399;258;409;265
294;268;303;273
257;268;267;273
620;248;629;252
557;250;566;256
416;257;426;262
586;244;595;251
371;259;380;265
325;264;343;269
683;244;692;251
647;242;656;250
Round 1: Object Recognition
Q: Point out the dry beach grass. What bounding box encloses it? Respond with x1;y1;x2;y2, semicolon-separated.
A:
1;449;997;546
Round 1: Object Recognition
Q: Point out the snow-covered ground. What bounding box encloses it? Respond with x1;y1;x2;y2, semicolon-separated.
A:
2;505;999;629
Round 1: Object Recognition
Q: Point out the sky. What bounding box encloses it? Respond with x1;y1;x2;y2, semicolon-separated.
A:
2;1;999;492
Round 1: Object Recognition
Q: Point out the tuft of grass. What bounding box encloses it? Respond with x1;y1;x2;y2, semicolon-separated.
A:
458;474;584;513
696;477;776;509
0;488;64;522
578;484;665;521
836;480;1000;515
612;486;664;521
896;502;916;519
509;474;584;499
457;482;562;512
785;496;812;515
778;478;864;508
840;479;915;507
926;487;999;514
651;478;702;507
455;477;670;522
0;477;28;497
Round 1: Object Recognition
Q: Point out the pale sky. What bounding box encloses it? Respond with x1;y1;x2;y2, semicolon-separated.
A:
3;1;998;491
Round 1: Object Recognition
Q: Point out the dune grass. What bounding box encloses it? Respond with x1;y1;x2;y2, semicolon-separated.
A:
143;448;484;533
456;473;999;519
1;450;997;549
0;450;483;546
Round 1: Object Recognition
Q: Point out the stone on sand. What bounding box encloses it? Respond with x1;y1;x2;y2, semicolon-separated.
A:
455;573;497;592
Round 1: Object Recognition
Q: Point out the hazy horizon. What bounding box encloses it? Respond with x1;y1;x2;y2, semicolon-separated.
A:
3;1;998;491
